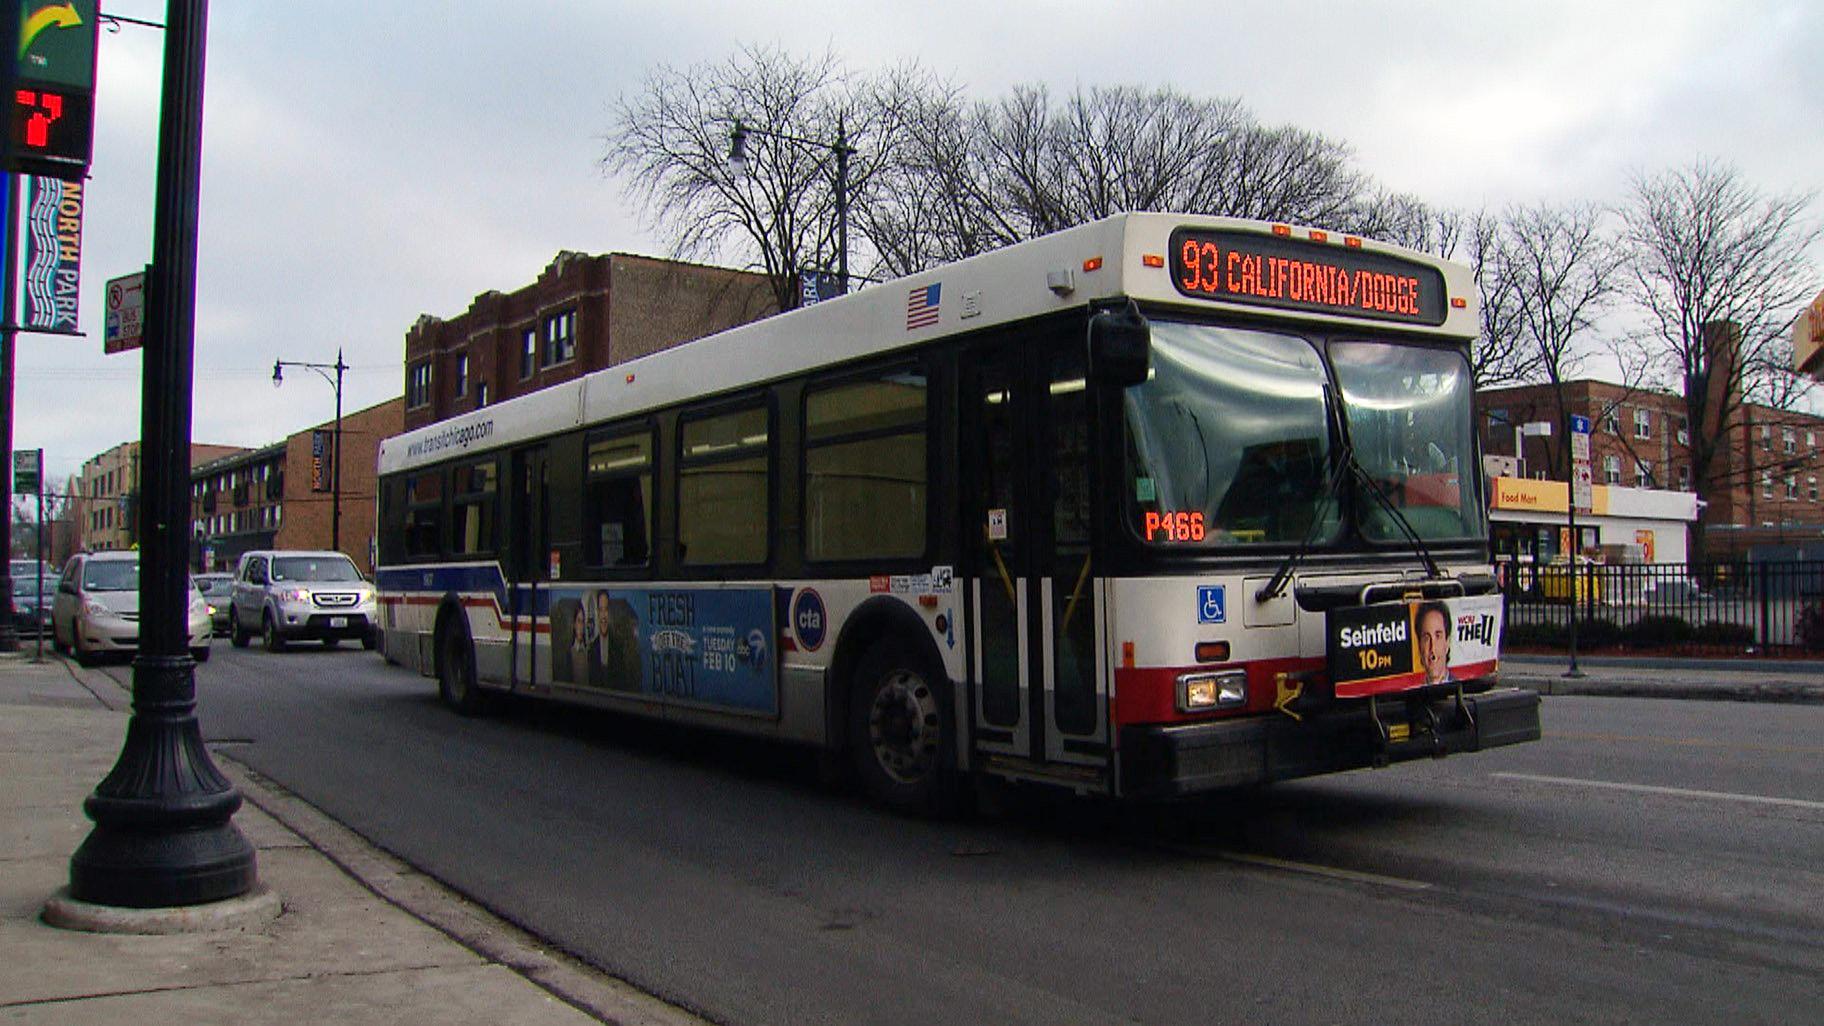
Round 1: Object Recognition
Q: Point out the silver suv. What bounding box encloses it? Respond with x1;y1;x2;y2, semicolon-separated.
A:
229;550;378;652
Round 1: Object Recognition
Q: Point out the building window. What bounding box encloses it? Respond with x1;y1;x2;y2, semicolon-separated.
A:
1787;475;1799;500
406;362;433;409
454;354;468;398
520;329;537;379
1634;408;1651;439
1486;408;1509;430
1676;417;1689;445
476;381;489;408
1761;424;1772;450
1603;454;1621;484
1783;427;1796;454
1635;460;1653;488
1810;430;1818;449
541;309;576;368
1604;410;1621;434
1810;476;1818;502
1763;471;1774;498
1677;465;1691;490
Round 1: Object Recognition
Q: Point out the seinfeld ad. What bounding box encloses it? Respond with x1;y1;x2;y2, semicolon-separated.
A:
1327;594;1501;698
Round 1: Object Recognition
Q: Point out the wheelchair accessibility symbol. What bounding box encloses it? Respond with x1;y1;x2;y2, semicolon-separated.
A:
1197;585;1226;624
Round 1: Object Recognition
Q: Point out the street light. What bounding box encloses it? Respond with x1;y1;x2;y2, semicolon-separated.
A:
728;118;856;296
273;348;347;552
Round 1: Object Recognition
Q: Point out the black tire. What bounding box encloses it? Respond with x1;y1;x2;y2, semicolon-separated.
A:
230;607;251;648
846;641;957;814
437;621;490;716
73;631;94;668
263;612;287;653
51;622;67;655
191;646;211;663
361;629;379;652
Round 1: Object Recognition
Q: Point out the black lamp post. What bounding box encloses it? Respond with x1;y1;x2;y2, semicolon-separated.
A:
273;349;346;552
68;0;259;909
728;117;855;296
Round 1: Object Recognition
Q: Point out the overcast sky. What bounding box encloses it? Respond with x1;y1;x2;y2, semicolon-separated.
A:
13;0;1823;481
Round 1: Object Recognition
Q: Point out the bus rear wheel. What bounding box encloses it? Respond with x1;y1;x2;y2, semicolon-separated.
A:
438;622;490;716
847;641;954;814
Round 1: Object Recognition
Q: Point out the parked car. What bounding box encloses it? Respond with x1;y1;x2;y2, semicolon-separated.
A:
50;551;212;666
229;550;378;652
1641;575;1706;604
10;574;52;636
194;572;235;635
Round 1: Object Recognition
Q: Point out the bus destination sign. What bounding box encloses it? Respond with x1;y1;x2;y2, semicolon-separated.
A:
1168;227;1449;326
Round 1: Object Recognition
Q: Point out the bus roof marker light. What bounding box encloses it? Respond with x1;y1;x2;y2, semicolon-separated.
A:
1272;224;1292;237
625;373;636;383
1450;297;1468;309
1308;230;1328;243
1142;254;1164;268
1345;236;1363;248
1083;256;1103;273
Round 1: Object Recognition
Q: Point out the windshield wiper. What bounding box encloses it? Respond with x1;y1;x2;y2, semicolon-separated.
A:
1350;462;1444;580
1255;448;1445;602
1255;443;1353;602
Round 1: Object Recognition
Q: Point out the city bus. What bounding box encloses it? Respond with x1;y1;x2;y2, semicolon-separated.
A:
373;213;1541;811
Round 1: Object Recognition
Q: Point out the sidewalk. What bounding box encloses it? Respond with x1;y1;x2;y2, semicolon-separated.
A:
1499;652;1824;704
0;651;702;1026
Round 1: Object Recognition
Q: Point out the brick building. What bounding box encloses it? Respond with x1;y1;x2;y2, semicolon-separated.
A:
273;396;403;573
190;397;404;574
403;251;775;432
1476;379;1824;560
74;441;246;554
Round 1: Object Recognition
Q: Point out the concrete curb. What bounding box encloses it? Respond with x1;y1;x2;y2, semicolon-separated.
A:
1501;673;1824;705
42;885;283;935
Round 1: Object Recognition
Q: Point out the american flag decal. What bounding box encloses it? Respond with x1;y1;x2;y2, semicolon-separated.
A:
906;283;941;329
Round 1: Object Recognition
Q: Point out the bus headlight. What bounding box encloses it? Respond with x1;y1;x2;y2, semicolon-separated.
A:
1177;670;1248;713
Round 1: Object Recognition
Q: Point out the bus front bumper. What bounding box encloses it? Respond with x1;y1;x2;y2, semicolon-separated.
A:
1118;686;1541;799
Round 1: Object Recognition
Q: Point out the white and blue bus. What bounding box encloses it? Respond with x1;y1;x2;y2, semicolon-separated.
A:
374;213;1540;811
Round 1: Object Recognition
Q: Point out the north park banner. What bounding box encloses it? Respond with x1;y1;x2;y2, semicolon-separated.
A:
24;176;83;332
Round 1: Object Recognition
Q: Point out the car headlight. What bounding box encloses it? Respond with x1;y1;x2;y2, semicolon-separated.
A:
280;588;311;603
82;599;113;618
1177;670;1249;713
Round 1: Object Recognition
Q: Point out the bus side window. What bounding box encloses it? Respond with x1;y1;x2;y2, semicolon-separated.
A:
804;366;927;562
679;404;769;566
584;430;653;568
450;460;499;556
405;471;444;559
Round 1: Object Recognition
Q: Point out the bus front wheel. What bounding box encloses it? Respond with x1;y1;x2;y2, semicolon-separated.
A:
847;641;955;814
437;622;490;716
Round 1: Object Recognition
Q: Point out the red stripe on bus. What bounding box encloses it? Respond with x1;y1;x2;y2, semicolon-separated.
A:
1112;657;1323;727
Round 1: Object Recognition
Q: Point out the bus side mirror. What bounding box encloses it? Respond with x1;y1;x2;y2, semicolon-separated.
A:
1089;300;1151;388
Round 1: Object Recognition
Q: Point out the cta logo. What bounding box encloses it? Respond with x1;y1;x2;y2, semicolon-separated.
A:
792;588;827;651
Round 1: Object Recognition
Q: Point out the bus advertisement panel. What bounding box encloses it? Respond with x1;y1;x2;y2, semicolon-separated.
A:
547;586;776;714
1328;595;1503;698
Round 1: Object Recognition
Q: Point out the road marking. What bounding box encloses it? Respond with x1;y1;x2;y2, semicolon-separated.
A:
1163;844;1432;892
1551;730;1824;757
1492;772;1824;811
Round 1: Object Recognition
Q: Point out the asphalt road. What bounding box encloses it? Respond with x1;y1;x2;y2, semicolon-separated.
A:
109;648;1824;1026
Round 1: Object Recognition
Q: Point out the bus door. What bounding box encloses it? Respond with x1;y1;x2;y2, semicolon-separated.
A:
962;337;1110;776
509;445;550;685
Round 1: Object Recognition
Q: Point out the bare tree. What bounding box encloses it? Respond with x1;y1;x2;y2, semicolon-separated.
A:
1499;202;1625;479
1618;160;1823;559
603;46;922;310
865;83;1385;271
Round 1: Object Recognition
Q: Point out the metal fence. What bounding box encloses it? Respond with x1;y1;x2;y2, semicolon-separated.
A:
1499;560;1824;654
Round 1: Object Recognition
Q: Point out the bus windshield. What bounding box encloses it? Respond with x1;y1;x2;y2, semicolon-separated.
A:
1330;339;1485;543
1124;322;1340;547
1123;321;1486;550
